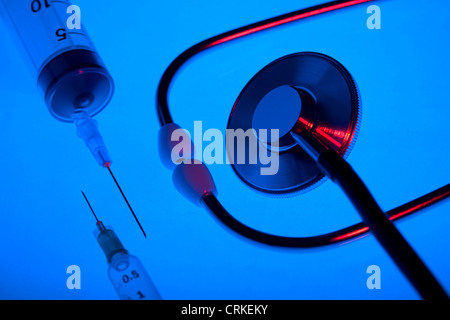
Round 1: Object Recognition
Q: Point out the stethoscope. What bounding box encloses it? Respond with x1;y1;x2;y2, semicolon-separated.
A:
156;0;450;299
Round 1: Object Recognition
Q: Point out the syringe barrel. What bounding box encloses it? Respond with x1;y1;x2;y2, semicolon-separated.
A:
0;0;114;122
108;253;162;300
94;223;162;300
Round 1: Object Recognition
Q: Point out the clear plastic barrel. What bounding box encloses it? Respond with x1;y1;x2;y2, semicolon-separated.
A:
94;224;162;300
109;253;162;300
0;0;114;122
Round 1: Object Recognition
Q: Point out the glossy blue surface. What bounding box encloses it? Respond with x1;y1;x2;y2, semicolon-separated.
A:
0;0;448;299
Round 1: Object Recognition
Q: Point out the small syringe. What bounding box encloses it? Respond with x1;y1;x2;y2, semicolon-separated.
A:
82;191;161;300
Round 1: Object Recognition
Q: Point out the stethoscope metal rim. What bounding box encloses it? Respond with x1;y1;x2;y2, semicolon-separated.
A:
226;52;361;196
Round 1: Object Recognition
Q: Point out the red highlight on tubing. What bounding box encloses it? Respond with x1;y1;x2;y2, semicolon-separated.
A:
205;0;373;49
331;186;450;244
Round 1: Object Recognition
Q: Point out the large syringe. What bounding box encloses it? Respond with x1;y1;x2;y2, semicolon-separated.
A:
0;0;113;120
0;0;146;237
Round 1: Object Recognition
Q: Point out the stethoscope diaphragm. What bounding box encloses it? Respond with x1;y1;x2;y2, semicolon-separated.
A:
227;52;361;196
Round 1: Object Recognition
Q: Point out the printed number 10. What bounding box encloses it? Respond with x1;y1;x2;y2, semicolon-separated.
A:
31;0;51;13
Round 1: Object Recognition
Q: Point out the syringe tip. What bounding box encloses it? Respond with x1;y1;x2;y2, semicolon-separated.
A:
72;110;112;167
94;147;112;168
96;221;107;232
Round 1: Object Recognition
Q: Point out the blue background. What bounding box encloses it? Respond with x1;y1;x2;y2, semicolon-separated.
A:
0;0;449;299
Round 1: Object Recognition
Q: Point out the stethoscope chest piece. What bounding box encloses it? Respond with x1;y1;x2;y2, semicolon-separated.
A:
226;52;361;196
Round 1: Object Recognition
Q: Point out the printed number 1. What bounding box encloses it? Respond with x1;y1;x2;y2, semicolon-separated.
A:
137;291;145;299
31;0;50;13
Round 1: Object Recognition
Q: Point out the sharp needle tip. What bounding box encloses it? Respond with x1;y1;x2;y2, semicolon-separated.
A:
81;190;99;222
107;166;147;239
